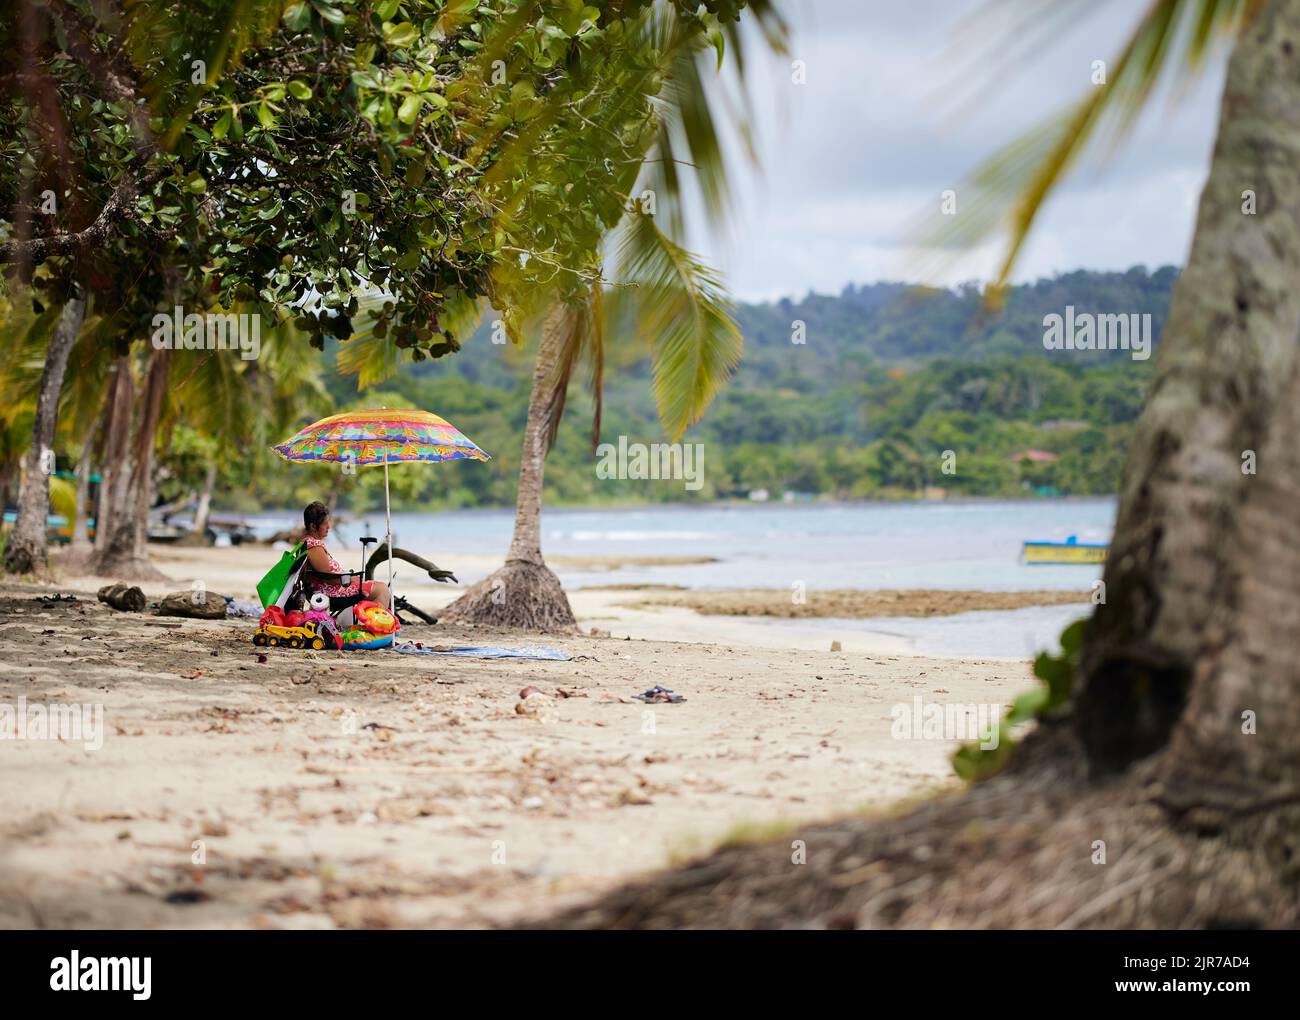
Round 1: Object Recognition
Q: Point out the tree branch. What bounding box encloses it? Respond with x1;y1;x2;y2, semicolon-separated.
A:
0;165;169;264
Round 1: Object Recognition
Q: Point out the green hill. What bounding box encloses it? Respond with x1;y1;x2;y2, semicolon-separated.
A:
267;265;1174;510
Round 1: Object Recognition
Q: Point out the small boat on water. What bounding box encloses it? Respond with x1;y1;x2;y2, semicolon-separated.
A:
1021;534;1107;565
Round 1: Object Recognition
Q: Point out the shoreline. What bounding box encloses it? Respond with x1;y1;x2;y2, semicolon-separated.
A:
220;492;1119;526
38;544;1088;659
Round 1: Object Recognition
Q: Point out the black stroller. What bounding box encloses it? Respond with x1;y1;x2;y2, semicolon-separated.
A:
282;535;455;627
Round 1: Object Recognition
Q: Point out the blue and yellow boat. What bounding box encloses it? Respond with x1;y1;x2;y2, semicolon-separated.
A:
1021;534;1107;565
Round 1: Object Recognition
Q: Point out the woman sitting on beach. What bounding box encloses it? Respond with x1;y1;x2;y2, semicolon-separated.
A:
302;501;391;611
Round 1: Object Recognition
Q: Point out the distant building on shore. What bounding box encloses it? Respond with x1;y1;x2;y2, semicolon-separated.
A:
1008;449;1059;464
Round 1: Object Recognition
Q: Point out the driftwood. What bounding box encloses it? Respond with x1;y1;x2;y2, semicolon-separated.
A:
156;590;228;619
97;583;146;612
365;546;457;584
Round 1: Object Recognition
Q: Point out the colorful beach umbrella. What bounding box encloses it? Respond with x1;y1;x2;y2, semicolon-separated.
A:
273;409;490;598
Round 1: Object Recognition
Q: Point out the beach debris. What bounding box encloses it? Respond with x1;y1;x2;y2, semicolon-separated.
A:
522;795;545;810
225;599;263;619
830;640;842;652
588;627;611;638
157;590;228;620
97;583;146;613
632;685;686;704
36;593;78;604
164;889;210;905
145;621;184;629
515;685;553;715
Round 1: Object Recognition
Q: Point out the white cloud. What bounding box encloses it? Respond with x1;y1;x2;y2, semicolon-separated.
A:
694;0;1230;301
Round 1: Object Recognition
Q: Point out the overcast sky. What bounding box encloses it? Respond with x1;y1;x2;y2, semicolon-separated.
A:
699;0;1231;303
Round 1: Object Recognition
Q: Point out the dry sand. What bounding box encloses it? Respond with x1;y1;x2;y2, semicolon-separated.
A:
0;545;1039;928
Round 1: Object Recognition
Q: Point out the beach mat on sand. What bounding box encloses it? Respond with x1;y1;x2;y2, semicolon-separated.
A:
391;642;570;661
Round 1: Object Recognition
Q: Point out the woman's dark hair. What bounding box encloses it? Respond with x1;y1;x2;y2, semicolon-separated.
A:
304;501;330;532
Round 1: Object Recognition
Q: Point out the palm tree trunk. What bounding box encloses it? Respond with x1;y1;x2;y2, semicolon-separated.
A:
191;460;217;539
92;356;133;562
89;348;169;580
441;304;578;632
1075;0;1300;810
2;289;86;575
507;304;569;564
68;420;98;555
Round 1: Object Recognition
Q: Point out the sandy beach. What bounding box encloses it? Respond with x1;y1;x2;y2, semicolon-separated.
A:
0;545;1044;928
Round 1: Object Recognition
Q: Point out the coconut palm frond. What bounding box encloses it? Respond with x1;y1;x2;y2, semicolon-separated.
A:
58;318;118;442
440;291;488;348
48;475;77;521
637;0;787;241
612;211;741;440
335;326;402;390
929;0;1260;291
542;283;605;453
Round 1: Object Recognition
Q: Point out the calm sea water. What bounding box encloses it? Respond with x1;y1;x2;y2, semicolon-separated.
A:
247;498;1114;657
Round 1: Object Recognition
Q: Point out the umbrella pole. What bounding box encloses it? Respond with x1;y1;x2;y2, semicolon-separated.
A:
384;452;394;607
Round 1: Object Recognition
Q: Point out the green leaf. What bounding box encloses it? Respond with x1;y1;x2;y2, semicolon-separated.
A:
397;93;422;124
184;172;207;194
258;200;284;220
283;2;311;32
288;80;313;101
212;110;232;140
375;0;401;20
1006;688;1049;725
383;21;419;48
612;214;742;439
314;3;346;25
256;101;275;129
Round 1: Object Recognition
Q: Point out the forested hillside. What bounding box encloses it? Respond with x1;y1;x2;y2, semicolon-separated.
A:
219;266;1175;510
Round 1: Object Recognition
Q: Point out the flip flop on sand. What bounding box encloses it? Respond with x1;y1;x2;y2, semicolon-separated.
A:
633;685;686;703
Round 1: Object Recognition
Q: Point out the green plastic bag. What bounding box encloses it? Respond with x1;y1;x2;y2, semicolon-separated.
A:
256;541;305;609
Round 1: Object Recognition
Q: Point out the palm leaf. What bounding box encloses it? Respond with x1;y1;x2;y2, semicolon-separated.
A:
927;0;1261;291
48;475;77;521
612;211;742;440
543;284;605;453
